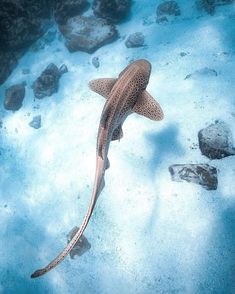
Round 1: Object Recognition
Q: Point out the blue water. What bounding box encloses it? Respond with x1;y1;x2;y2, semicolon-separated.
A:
0;1;235;293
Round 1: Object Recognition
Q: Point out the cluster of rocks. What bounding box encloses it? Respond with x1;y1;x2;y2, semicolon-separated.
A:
169;121;235;190
3;63;68;129
0;0;132;86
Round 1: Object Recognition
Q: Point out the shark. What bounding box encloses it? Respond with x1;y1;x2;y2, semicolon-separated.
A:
31;59;164;278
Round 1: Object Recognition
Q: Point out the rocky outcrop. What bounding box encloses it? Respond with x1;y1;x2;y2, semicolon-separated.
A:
92;0;131;23
32;63;68;99
59;16;118;53
196;0;234;15
4;83;26;111
169;164;218;190
156;1;181;21
125;32;145;48
0;0;53;85
54;0;89;25
198;121;235;159
67;226;91;259
0;0;51;51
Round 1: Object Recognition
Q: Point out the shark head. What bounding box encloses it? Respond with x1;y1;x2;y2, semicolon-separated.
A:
129;59;152;90
133;59;152;75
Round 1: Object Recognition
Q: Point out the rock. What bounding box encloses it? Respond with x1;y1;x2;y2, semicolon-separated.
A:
0;0;51;51
156;1;181;19
184;67;218;79
67;226;91;259
198;121;235;159
92;57;100;68
0;51;18;85
180;52;188;57
54;0;89;25
32;63;67;99
4;83;25;111
59;16;118;53
92;0;131;23
169;164;218;190
125;32;145;48
59;64;68;75
196;0;234;15
29;115;41;129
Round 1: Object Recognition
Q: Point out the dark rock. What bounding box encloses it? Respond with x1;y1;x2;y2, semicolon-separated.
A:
54;0;89;25
4;83;25;111
59;16;118;53
0;0;51;51
169;164;218;190
196;0;234;15
184;67;218;79
125;32;145;48
157;1;181;18
92;57;100;68
198;121;235;159
32;63;67;99
29;115;41;129
0;51;18;85
92;0;131;23
67;226;91;259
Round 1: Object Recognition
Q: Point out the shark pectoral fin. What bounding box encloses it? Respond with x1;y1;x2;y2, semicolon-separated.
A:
133;90;164;121
112;125;123;141
88;78;117;98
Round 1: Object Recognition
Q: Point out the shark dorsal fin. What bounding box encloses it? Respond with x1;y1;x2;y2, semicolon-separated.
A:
133;90;164;121
89;78;117;98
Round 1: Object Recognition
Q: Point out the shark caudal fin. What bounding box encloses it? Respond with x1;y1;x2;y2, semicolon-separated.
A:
88;78;117;98
133;90;164;121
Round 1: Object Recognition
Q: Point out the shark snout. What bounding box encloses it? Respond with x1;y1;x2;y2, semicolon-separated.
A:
134;59;151;74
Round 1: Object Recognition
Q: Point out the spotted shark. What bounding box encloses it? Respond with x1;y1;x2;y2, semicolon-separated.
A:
31;59;164;278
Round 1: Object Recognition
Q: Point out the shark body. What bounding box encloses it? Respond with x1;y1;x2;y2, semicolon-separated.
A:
31;59;164;278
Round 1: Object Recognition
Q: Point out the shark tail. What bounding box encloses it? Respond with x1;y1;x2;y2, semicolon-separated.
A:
31;157;105;279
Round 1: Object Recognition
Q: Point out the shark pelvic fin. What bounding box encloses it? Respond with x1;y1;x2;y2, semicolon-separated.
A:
133;90;164;121
105;158;110;170
112;125;123;141
88;78;117;98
